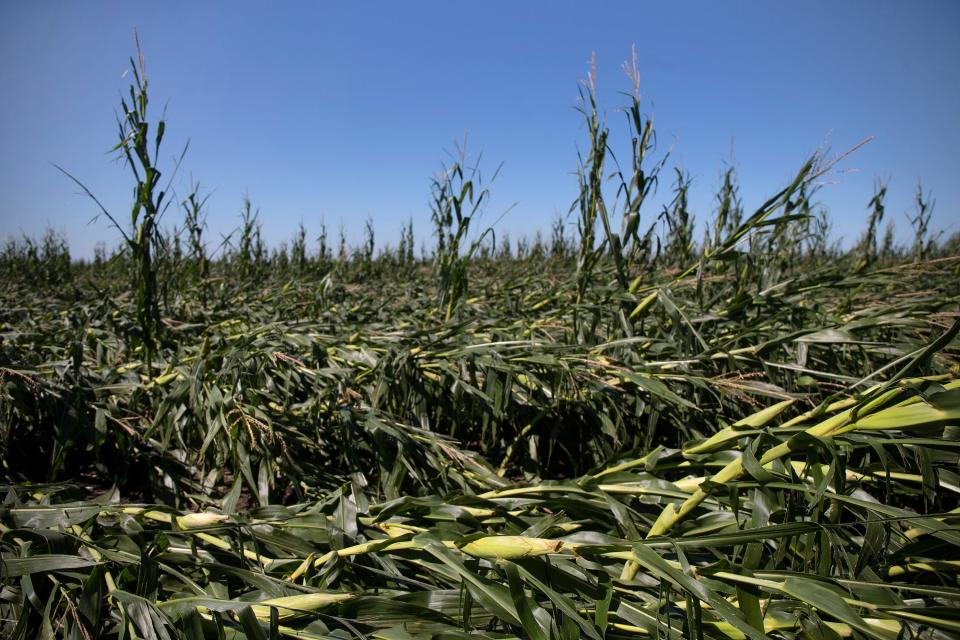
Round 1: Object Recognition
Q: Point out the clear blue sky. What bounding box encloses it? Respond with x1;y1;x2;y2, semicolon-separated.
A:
1;1;958;258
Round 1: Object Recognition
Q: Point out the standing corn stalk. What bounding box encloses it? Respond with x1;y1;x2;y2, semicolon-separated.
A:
181;180;210;280
112;35;186;374
855;181;886;272
615;46;668;277
573;54;608;339
57;34;184;373
236;194;262;279
573;51;668;341
431;141;498;321
909;180;936;261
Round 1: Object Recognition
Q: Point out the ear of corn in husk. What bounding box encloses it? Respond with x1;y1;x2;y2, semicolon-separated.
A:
458;535;565;559
177;512;230;529
250;592;355;620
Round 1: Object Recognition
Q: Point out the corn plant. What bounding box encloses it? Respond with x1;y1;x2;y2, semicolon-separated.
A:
235;194;262;279
856;181;887;272
292;220;308;275
109;38;187;372
316;220;330;266
430;142;498;320
663;168;695;266
401;217;416;268
909;180;936;260
180;180;211;287
573;51;669;341
57;36;184;372
572;54;610;333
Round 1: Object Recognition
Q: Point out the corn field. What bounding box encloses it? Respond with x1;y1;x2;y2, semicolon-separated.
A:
1;46;960;640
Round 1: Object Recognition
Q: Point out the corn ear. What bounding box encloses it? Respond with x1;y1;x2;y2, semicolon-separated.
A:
177;512;230;529
458;535;564;559
250;592;355;620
